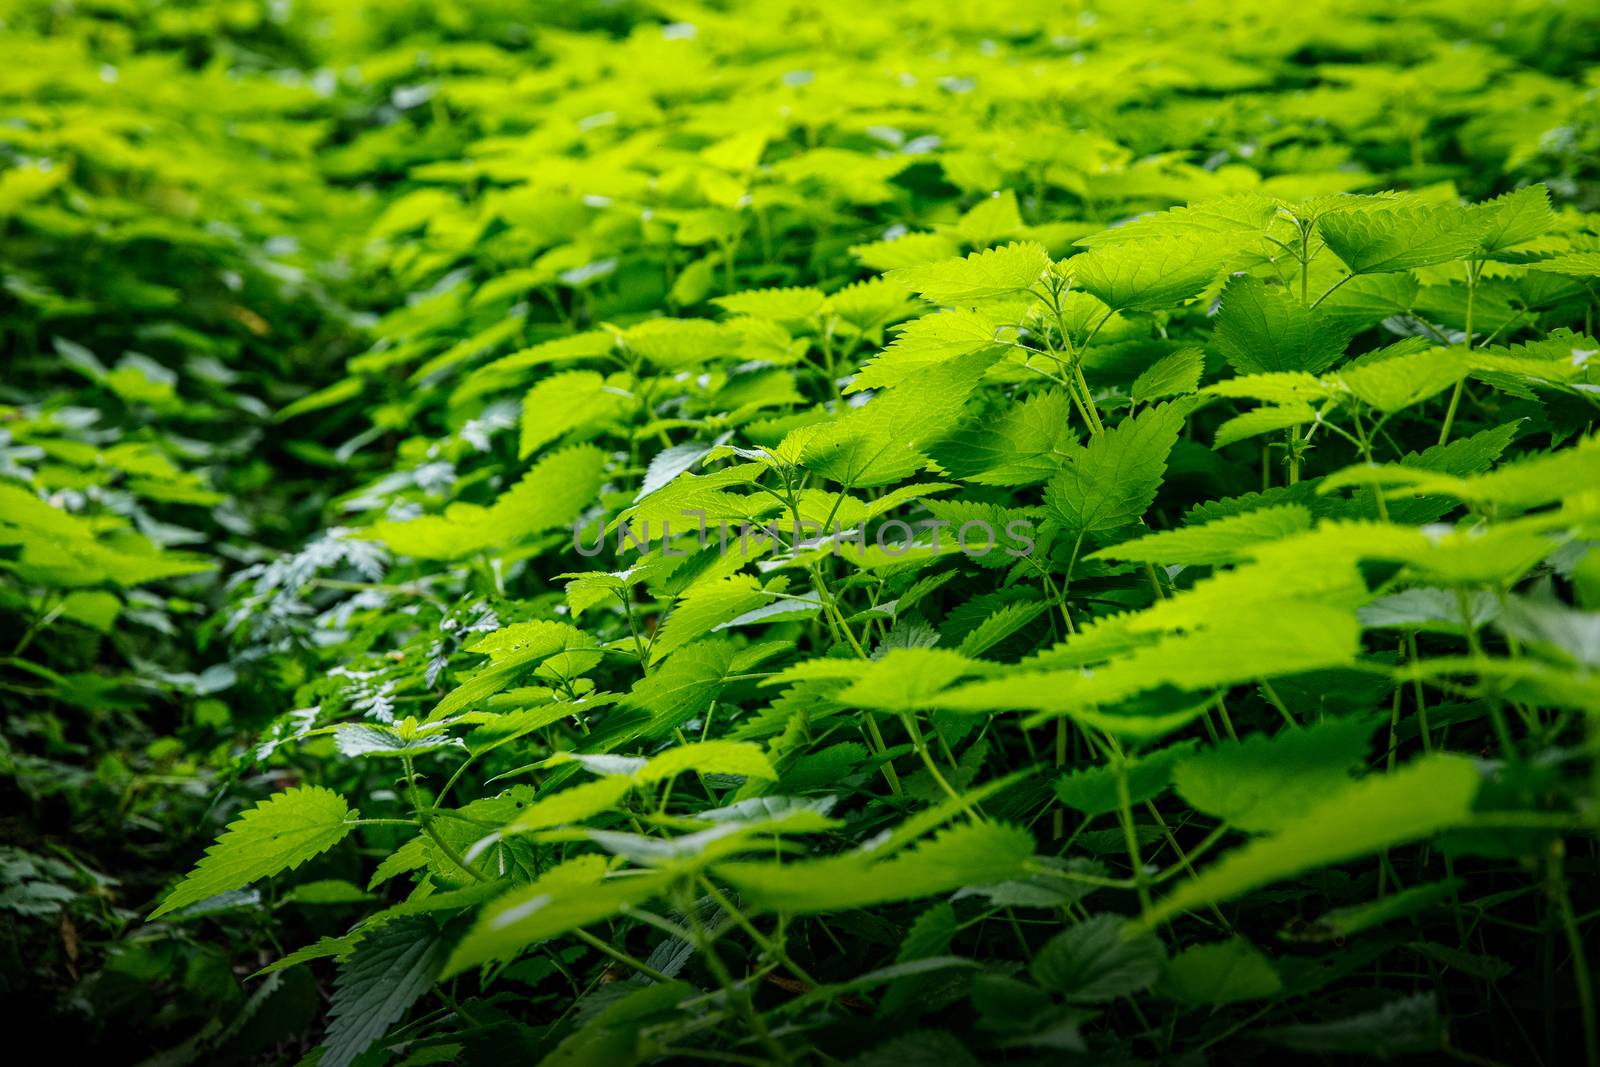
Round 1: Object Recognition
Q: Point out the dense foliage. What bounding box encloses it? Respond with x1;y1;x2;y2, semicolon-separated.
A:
5;0;1600;1063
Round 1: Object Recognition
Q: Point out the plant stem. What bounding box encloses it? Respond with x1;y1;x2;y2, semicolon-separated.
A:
862;714;904;800
573;927;674;983
699;877;819;989
1550;844;1599;1067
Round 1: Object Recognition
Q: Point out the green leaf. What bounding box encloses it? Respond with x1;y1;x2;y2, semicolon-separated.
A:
1089;505;1312;565
1173;716;1378;832
879;902;958;1018
1295;879;1465;942
1469;185;1553;254
429;620;588;721
1318;203;1484;274
445;857;673;975
369;445;608;559
151;786;358;919
1031;915;1165;1001
935;604;1362;738
1046;401;1187;538
801;348;998;487
1318;433;1600;512
368;836;428;891
953;190;1025;247
931;389;1076;486
1131;347;1204;405
851;231;963;271
1075;195;1277;248
1213;275;1353;375
1335;348;1466;413
958;599;1047;657
1259;994;1443;1056
713;286;827;323
1053;740;1197;817
507;776;635;833
889;241;1049;304
650;576;768;663
839;648;987;712
322;915;452;1067
850;308;1009;392
1213;404;1318;449
1146;755;1480;925
519;371;628;459
535;980;694;1067
715;821;1035;914
1158;937;1281;1005
617;639;740;737
334;723;461;758
1527;251;1600;277
253;934;361;978
1071;238;1229;312
635;740;777;783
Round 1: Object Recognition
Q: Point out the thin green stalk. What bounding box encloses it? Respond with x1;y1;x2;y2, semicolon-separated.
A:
573;927;673;984
901;712;980;819
1551;844;1599;1067
862;714;904;800
403;754;488;884
1142;801;1231;929
683;888;790;1066
699;877;819;989
1108;740;1153;918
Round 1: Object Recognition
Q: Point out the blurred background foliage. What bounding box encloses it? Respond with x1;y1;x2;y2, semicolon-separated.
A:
2;0;1598;1061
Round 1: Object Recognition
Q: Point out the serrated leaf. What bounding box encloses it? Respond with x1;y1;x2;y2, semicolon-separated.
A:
1259;994;1442;1056
1046;402;1187;537
368;836;428;891
839;648;987;711
1158;937;1281;1004
1071;238;1229;312
369;445;608;560
932;389;1077;486
1131;347;1204;405
801;348;998;487
1076;195;1277;248
334;723;462;758
958;599;1047;657
953;190;1024;247
1318;203;1484;274
429;620;588;721
851;231;964;272
889;242;1050;304
1213;404;1318;449
933;603;1361;737
715;821;1035;914
519;371;629;459
1335;347;1466;413
1031;915;1165;1001
1172;716;1378;832
445;857;672;975
713;286;827;323
322;915;451;1067
651;576;768;663
151;786;358;919
635;740;777;783
1213;275;1353;375
1296;879;1465;941
1146;755;1479;925
1090;505;1311;565
1469;185;1553;254
1053;740;1197;817
850;308;1010;392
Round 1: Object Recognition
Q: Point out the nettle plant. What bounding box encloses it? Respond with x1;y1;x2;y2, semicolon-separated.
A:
154;185;1600;1065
